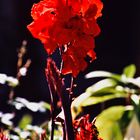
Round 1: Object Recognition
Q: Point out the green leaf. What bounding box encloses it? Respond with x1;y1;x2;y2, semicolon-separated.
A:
119;107;134;135
95;106;133;140
86;78;118;95
43;102;51;110
72;79;127;116
123;64;136;78
85;71;121;81
86;86;126;97
18;114;32;129
81;94;126;106
131;94;140;123
72;79;118;112
72;79;118;108
72;91;90;117
71;86;127;117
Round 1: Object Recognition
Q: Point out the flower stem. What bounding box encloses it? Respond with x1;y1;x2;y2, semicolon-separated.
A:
69;76;74;103
46;58;74;140
62;121;66;140
46;73;57;140
50;115;55;140
61;87;75;140
59;48;63;74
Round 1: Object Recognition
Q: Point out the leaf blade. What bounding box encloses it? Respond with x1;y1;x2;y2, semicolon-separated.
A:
123;64;136;78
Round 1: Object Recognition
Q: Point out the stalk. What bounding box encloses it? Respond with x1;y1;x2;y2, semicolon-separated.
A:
61;92;75;140
46;58;75;140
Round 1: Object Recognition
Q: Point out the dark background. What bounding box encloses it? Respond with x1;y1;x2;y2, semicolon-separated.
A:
0;0;140;118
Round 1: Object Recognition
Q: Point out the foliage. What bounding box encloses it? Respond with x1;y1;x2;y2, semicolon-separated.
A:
72;64;140;140
3;0;140;140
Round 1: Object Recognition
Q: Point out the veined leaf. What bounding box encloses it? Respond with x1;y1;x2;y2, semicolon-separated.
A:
123;64;136;78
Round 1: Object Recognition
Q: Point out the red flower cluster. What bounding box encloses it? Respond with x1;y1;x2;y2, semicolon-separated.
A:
28;0;103;77
0;131;9;140
73;115;103;140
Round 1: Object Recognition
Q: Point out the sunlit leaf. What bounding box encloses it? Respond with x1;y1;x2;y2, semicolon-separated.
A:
71;86;127;118
6;77;19;87
126;77;140;88
81;94;126;106
86;78;118;95
20;131;30;139
86;86;127;97
123;64;136;78
26;125;44;134
10;134;20;140
72;79;126;117
0;74;7;84
15;97;28;104
119;107;134;135
26;102;43;112
42;102;51;110
131;94;140;123
131;94;139;105
18;114;32;129
85;71;121;81
0;73;19;87
72;92;89;118
1;113;14;126
11;97;50;112
95;106;133;140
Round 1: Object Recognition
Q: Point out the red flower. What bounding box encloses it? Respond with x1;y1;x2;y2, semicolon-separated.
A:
0;131;9;140
27;0;103;77
62;35;96;77
73;115;103;140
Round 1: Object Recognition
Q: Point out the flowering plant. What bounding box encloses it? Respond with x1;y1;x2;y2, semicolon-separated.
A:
0;0;104;140
28;0;103;139
72;64;140;140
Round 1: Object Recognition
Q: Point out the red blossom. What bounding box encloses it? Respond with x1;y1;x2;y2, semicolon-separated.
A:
0;131;9;140
73;115;103;140
27;0;103;77
62;35;96;77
